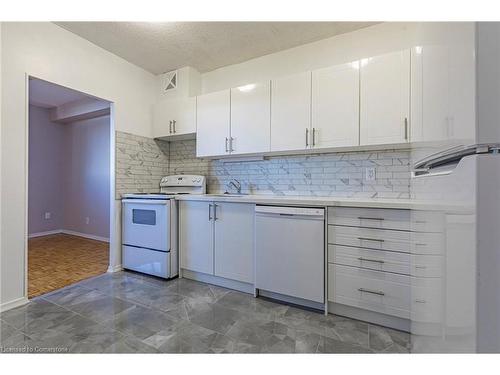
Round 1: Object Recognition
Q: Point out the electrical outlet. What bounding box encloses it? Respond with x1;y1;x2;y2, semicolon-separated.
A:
365;167;376;181
44;212;51;220
85;217;90;225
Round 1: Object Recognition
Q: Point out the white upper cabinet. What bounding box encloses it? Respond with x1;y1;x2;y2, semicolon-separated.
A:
196;89;231;157
271;71;312;152
153;97;196;138
230;82;271;155
311;62;360;149
360;50;411;146
411;44;475;147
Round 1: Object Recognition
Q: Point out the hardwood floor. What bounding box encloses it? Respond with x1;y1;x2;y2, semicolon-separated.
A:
28;233;109;298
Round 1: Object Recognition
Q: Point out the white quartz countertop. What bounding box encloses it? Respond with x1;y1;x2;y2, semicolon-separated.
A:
174;194;446;210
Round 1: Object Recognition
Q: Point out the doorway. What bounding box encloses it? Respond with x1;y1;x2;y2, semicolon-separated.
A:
27;77;112;298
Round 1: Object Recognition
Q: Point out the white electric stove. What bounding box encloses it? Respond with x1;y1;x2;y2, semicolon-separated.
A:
121;175;205;278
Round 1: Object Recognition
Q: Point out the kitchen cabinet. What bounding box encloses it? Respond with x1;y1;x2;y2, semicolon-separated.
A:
179;201;214;275
360;50;411;146
230;81;271;154
196;89;231;157
179;200;255;284
328;207;413;328
214;203;254;283
411;45;475;146
311;62;360;149
270;71;312;152
153;97;196;139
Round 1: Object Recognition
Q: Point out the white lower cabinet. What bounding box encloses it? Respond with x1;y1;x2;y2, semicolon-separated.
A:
179;201;214;275
179;200;254;284
328;207;413;328
214;203;254;283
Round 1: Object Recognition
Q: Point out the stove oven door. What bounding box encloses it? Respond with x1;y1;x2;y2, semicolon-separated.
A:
122;199;170;251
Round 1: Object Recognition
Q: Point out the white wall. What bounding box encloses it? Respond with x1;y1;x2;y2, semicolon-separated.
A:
1;22;156;308
63;116;110;239
28;105;66;234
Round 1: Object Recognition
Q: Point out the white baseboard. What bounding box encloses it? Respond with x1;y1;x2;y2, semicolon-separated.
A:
61;229;109;243
28;229;109;243
0;297;29;312
28;229;63;238
107;264;123;273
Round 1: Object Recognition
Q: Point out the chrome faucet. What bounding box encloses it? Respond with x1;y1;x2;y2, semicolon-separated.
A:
227;179;242;194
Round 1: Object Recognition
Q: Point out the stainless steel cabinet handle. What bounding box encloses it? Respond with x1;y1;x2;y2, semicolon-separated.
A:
414;265;427;269
172;120;176;133
358;288;385;296
208;204;213;221
169;120;172;134
213;204;218;221
358;237;385;242
358;257;385;264
225;137;229;152
358;217;384;221
404;117;408;140
312;128;316;146
305;128;309;147
414;299;426;304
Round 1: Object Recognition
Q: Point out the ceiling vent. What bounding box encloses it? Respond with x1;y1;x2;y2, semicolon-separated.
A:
162;70;178;92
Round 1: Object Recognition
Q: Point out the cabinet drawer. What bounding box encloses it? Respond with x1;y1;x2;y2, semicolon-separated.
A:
329;264;410;319
410;254;443;278
410;232;445;255
411;277;443;323
328;244;410;275
328;225;411;253
328;207;410;231
411;210;445;233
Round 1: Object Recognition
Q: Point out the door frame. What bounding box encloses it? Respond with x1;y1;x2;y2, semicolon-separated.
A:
24;74;117;299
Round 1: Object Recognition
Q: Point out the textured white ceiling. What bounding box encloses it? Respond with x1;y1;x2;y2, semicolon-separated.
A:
55;22;377;74
29;77;91;108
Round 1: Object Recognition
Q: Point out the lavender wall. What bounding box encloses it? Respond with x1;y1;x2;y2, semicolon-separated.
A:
28;105;65;233
28;105;110;239
63;116;110;239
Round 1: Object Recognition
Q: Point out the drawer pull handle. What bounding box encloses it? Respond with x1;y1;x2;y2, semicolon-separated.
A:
415;243;427;246
415;265;427;269
358;217;384;221
358;257;385;264
415;220;427;224
358;288;385;296
358;237;385;242
415;299;426;303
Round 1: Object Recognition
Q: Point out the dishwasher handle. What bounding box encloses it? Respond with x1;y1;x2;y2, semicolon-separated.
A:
255;205;324;218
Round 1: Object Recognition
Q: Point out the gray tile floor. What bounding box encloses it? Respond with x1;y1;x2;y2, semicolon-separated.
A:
0;271;410;353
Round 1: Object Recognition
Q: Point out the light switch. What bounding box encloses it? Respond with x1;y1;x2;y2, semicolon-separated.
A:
44;212;51;220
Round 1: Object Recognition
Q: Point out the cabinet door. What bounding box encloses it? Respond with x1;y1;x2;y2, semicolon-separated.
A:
179;201;214;275
360;50;410;146
271;72;311;152
411;44;475;147
153;97;196;138
230;81;271;155
312;62;360;148
214;203;254;283
196;90;230;157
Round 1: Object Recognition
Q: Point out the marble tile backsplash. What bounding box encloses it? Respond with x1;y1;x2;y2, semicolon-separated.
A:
115;131;411;199
115;131;170;197
168;140;411;199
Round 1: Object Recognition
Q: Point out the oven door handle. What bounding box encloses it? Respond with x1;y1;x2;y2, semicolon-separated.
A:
121;199;170;204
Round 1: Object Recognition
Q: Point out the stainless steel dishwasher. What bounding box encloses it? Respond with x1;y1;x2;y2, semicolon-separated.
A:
255;205;325;304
